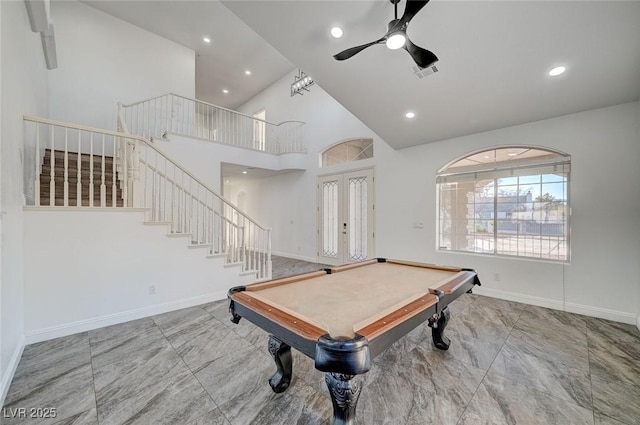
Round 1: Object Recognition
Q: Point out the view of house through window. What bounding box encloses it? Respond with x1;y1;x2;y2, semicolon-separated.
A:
437;147;570;261
321;138;373;167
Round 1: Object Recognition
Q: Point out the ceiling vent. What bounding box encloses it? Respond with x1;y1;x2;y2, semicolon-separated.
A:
410;64;438;80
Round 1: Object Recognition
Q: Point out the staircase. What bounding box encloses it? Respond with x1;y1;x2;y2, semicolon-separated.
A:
39;149;124;207
25;115;272;281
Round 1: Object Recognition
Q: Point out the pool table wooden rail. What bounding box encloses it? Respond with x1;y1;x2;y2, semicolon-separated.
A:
228;258;480;359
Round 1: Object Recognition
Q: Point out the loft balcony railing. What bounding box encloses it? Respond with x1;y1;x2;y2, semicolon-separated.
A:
119;93;306;155
23;115;272;280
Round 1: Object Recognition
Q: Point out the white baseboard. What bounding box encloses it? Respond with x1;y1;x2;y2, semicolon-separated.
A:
475;286;637;325
271;251;317;263
474;286;565;310
0;336;25;407
24;291;228;345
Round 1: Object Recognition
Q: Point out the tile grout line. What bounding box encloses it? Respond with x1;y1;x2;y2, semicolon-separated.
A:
586;325;597;425
87;332;101;425
152;305;235;425
454;298;523;425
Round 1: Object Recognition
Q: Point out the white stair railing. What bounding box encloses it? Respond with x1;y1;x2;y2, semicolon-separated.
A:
119;93;306;155
24;115;272;280
24;115;133;208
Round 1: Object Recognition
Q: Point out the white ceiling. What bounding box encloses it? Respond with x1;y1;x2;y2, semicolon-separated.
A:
224;0;640;149
84;0;640;150
82;0;294;108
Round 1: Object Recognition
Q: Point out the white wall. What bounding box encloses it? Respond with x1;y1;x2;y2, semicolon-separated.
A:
48;1;195;131
153;134;307;193
382;102;640;323
236;70;396;260
0;0;49;405
235;70;640;324
22;209;252;343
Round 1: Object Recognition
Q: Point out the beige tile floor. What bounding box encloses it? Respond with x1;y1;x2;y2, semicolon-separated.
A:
2;258;639;425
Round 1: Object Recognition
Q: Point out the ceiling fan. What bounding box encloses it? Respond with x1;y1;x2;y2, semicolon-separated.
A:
333;0;438;69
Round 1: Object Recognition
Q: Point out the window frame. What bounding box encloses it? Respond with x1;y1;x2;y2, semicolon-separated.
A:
436;146;571;263
320;138;374;168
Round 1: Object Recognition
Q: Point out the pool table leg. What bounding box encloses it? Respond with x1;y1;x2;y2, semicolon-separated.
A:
431;305;452;350
267;335;293;393
324;372;362;425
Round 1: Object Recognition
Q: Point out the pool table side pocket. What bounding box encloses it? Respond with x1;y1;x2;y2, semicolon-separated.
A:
428;270;478;295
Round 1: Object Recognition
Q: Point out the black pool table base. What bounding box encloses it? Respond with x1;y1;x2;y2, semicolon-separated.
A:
265;306;454;425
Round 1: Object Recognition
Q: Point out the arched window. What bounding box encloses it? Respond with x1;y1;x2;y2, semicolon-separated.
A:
437;146;570;262
320;138;373;167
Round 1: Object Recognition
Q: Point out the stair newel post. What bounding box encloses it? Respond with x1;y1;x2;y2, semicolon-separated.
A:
176;170;182;233
153;149;159;220
194;184;200;243
89;133;94;208
139;140;146;209
131;138;140;208
49;126;55;206
210;197;216;254
63;128;69;207
266;227;273;280
35;123;41;207
205;193;211;248
100;134;106;207
170;163;176;233
76;131;82;207
260;227;264;276
121;135;128;207
111;134;117;207
252;223;257;272
164;157;170;222
241;216;247;265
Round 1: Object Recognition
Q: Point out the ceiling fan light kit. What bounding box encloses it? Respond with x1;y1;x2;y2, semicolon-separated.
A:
333;0;438;69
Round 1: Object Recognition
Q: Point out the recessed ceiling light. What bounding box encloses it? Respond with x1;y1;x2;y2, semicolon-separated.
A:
242;170;248;174
405;111;416;119
507;152;518;157
245;70;251;75
202;36;211;44
330;26;343;39
222;89;229;94
548;66;566;77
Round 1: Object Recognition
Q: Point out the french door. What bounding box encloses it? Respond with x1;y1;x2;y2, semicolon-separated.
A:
318;168;375;266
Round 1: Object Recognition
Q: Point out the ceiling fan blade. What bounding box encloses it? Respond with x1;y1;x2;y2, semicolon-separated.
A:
399;0;430;27
403;38;438;68
333;38;385;61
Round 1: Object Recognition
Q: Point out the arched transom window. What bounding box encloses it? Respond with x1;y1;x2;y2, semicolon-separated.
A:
321;138;373;167
437;146;570;262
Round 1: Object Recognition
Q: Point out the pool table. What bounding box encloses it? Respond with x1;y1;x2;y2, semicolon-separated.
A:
228;258;481;425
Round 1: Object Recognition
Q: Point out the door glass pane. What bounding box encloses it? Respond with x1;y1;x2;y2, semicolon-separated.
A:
348;176;367;261
322;180;339;258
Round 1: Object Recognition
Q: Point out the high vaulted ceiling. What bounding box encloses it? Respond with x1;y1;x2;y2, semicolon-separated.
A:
84;1;640;150
82;0;294;108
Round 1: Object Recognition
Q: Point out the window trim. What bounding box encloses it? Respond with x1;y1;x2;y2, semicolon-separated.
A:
320;137;374;168
436;145;571;263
